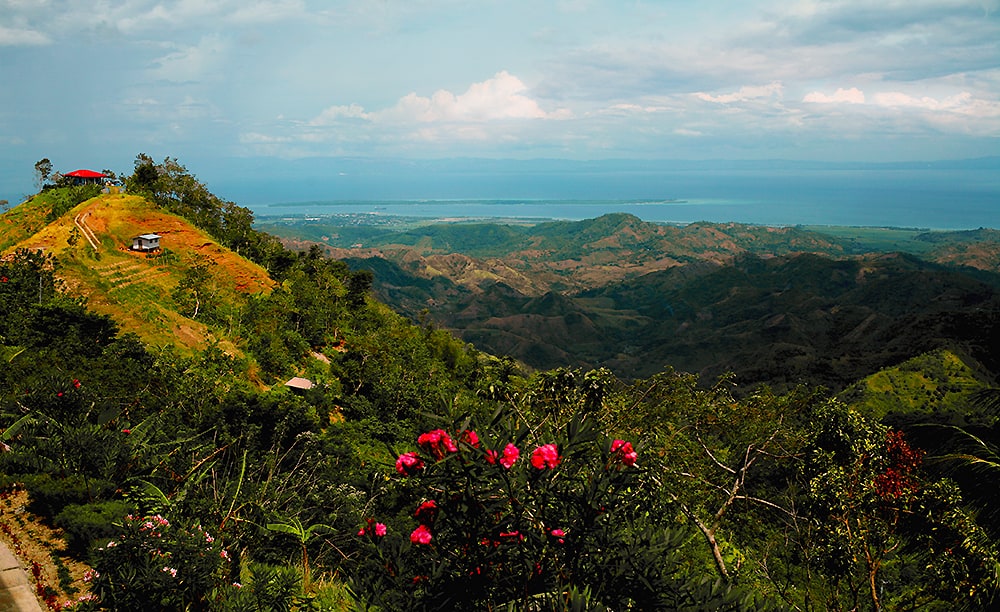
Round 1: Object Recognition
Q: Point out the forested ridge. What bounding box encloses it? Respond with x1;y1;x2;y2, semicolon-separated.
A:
1;156;999;610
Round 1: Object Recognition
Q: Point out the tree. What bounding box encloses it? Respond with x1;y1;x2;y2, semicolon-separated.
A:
171;257;215;319
266;516;333;592
34;158;52;190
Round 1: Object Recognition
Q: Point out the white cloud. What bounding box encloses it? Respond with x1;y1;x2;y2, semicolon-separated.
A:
230;0;308;24
803;87;866;104
873;91;971;111
304;71;570;132
0;25;49;46
696;82;784;104
309;104;372;125
149;35;228;82
383;71;570;123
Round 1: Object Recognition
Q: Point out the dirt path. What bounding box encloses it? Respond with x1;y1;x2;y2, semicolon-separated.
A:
73;212;100;251
0;542;43;612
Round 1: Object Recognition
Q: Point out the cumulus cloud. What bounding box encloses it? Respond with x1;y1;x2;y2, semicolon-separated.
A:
873;91;971;110
803;87;866;104
384;71;570;122
306;71;569;130
696;82;784;104
309;104;372;125
0;25;49;46
149;35;228;82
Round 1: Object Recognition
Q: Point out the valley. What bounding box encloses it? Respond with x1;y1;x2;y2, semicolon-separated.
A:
260;213;1000;391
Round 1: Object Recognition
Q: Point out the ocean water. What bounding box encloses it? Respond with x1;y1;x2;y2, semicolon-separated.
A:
249;167;1000;230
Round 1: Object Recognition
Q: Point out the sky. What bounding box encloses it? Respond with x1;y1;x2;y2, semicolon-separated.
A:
1;0;999;204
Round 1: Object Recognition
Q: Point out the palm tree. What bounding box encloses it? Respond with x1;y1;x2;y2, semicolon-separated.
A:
266;516;333;592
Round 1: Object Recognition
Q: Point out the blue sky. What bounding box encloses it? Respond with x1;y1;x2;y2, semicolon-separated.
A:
1;0;998;203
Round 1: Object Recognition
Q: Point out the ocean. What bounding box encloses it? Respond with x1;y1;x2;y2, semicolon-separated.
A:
248;167;1000;230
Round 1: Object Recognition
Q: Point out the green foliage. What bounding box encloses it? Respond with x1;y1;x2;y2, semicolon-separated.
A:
124;154;286;270
43;185;101;222
86;514;233;611
54;500;134;557
4;160;1000;610
34;158;53;188
349;407;750;610
172;255;216;319
795;401;999;610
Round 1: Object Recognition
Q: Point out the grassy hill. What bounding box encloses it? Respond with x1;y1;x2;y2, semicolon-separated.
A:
840;348;994;423
1;192;274;352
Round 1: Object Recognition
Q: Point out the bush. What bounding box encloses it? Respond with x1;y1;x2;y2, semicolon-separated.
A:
348;408;750;610
21;474;114;518
86;514;233;611
54;501;134;557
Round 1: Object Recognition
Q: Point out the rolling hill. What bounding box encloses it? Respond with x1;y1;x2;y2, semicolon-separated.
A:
271;214;1000;392
1;191;274;352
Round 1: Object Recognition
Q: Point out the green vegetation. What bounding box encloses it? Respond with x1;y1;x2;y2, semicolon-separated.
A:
1;159;999;610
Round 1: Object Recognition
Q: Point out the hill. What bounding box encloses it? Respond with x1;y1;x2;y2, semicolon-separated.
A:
1;191;274;352
2;166;998;610
281;214;1000;391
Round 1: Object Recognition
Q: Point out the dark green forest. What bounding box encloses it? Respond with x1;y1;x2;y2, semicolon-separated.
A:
1;157;999;610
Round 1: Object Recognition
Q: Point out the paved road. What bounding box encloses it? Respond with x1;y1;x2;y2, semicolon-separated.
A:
0;544;43;612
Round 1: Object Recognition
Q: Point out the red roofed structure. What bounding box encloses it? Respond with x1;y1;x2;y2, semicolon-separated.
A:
64;169;107;185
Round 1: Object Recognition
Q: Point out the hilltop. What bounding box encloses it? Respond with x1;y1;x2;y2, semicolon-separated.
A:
2;191;274;352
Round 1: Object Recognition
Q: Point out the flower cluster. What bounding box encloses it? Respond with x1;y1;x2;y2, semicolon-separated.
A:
485;443;520;469
874;430;924;501
417;429;458;460
357;518;387;538
351;416;649;611
410;499;438;545
530;444;561;470
611;439;638;467
395;451;424;476
88;514;232;610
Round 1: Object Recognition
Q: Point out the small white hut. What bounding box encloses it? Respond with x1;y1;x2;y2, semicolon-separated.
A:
131;234;161;251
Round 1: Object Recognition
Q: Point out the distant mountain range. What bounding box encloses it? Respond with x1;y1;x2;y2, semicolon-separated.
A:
261;213;1000;392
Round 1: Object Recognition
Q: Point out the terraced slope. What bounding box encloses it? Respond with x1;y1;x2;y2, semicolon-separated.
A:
1;193;275;352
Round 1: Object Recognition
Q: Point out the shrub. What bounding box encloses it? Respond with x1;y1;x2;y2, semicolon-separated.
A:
54;501;134;557
86;514;233;611
21;474;114;518
349;408;749;610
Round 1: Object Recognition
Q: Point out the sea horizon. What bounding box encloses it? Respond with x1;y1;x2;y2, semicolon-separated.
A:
248;166;1000;231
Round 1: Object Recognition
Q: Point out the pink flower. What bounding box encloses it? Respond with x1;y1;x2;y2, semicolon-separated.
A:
460;430;480;448
414;500;438;525
549;528;566;544
531;444;561;470
611;439;638;467
360;518;388;537
486;443;520;468
410;524;432;545
395;451;424;476
417;429;458;460
500;443;520;469
122;429;131;434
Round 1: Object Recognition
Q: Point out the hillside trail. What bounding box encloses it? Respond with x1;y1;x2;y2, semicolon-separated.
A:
73;212;100;251
0;542;43;612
